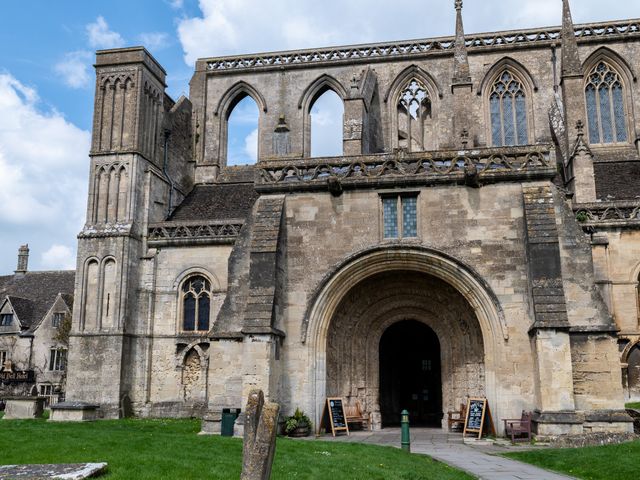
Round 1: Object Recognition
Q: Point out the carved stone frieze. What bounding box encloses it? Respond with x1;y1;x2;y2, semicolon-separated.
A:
257;145;555;191
148;220;244;246
205;20;640;72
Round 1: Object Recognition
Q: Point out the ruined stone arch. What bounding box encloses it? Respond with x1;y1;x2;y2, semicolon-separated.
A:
214;81;267;167
177;342;209;404
298;74;347;157
384;65;442;151
304;246;507;429
582;47;636;145
480;58;536;147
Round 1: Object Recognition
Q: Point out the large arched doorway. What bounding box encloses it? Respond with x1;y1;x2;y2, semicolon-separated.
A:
379;320;442;426
305;247;506;431
324;270;485;429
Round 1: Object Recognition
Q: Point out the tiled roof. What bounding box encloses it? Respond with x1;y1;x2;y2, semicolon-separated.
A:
594;161;640;200
0;271;75;330
169;183;259;222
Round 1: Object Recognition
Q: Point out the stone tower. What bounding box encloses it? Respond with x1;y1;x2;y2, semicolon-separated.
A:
66;47;193;416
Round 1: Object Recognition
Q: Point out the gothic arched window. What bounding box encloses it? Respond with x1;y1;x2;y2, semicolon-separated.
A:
585;61;627;144
397;79;431;152
181;276;211;332
489;71;528;147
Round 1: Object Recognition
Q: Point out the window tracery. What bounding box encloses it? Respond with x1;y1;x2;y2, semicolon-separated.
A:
489;71;528;146
181;276;211;332
585;61;627;144
397;79;431;152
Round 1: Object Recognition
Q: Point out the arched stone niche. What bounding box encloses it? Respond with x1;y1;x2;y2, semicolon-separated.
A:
304;246;506;430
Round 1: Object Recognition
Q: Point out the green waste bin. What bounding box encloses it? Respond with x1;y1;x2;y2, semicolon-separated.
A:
221;408;240;437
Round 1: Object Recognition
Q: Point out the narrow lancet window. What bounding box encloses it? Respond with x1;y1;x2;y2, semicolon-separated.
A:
310;89;344;157
227;95;259;166
489;71;528;146
585;61;627;144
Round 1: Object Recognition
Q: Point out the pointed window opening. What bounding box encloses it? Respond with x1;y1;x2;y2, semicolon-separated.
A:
310;89;344;157
585;61;627;144
489;71;528;146
397;79;432;152
227;95;259;166
181;276;212;332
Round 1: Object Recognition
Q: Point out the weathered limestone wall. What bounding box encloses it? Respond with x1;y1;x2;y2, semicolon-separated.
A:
277;182;535;428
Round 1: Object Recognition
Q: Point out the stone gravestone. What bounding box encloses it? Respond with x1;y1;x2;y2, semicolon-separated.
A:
241;390;280;480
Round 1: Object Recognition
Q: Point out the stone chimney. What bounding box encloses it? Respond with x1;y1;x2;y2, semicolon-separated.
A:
15;244;29;275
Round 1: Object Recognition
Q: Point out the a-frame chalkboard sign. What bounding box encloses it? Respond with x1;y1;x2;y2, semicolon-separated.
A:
462;397;495;439
318;397;350;436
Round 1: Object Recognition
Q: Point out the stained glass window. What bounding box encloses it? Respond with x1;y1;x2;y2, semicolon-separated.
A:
182;276;212;332
383;197;398;238
402;196;417;238
489;70;528;146
383;195;418;239
585;61;627;144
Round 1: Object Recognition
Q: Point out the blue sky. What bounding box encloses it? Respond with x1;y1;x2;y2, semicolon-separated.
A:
0;0;637;274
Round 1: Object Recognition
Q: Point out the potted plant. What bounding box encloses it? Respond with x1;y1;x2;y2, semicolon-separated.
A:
284;408;311;437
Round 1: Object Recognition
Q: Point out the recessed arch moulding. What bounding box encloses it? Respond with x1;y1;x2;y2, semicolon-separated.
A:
301;247;525;432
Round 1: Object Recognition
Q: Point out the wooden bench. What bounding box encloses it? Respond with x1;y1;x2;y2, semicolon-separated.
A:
447;402;466;431
344;401;371;430
503;411;532;443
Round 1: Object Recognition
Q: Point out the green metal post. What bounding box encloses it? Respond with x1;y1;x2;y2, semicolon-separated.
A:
401;409;410;452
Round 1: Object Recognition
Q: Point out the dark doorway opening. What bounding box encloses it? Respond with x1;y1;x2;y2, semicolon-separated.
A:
379;320;442;427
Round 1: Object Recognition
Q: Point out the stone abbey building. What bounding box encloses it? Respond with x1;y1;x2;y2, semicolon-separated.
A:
65;0;640;437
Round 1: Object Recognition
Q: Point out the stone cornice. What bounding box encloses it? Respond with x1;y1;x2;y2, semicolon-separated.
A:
200;19;640;74
256;145;556;193
574;201;640;229
147;220;244;247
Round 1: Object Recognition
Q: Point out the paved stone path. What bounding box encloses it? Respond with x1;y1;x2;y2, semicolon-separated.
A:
316;428;577;480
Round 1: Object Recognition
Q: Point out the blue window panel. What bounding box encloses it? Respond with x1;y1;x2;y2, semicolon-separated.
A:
402;196;417;237
515;94;527;145
197;294;210;331
502;95;515;145
612;84;627;142
599;86;613;143
490;95;502;146
183;295;196;331
586;86;600;143
383;197;398;238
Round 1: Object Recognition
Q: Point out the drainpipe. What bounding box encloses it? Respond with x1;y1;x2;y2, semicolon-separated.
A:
163;129;175;218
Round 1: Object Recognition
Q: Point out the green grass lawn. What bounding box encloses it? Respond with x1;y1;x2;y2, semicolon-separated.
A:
0;418;473;480
625;401;640;409
505;440;640;480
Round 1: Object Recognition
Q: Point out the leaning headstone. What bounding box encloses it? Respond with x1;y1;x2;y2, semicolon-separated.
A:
240;390;280;480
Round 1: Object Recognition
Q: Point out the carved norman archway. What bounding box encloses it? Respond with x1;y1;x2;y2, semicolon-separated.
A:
305;247;506;430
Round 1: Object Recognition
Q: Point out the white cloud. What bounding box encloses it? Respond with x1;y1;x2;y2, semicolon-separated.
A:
244;128;258;161
41;245;76;270
168;0;184;8
0;73;90;273
177;0;638;66
86;16;125;49
139;32;170;51
54;51;92;89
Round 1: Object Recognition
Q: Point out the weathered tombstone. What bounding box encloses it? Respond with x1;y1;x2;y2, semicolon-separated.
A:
3;396;45;419
240;390;280;480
